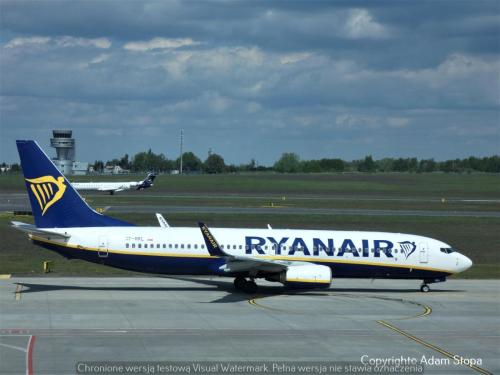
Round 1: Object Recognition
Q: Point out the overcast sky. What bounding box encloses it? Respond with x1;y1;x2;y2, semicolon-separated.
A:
1;1;499;165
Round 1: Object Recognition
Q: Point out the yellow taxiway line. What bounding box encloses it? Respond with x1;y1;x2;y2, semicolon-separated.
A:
248;291;492;374
14;284;22;301
377;320;492;375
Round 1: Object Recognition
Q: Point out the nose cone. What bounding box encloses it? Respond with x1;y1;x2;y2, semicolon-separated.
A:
457;254;473;273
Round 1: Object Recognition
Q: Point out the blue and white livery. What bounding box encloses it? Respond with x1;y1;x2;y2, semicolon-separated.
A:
72;173;155;195
11;140;472;293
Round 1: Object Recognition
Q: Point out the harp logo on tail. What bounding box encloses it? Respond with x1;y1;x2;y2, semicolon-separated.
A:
399;241;417;259
25;176;67;215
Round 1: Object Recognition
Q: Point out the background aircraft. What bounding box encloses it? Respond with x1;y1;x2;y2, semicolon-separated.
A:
71;172;155;194
12;140;472;293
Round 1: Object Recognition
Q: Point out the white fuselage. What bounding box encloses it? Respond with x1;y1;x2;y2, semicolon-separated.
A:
32;226;472;279
72;181;140;193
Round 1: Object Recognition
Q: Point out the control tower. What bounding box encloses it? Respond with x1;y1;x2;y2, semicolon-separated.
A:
51;130;75;175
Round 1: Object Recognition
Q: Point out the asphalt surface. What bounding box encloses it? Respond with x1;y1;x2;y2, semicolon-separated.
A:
0;277;498;375
1;193;500;218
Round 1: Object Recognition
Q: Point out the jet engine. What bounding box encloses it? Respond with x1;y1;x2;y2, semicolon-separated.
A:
279;264;332;289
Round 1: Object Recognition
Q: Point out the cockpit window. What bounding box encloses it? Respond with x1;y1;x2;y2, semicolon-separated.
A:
440;247;456;254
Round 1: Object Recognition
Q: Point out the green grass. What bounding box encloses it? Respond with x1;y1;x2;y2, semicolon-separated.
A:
2;172;500;198
85;194;500;212
1;212;498;278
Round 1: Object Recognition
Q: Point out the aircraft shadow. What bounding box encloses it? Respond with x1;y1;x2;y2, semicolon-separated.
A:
161;276;465;294
14;278;284;304
14;277;463;305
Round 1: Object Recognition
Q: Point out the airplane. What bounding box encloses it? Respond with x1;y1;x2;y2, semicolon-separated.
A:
71;172;156;195
11;140;473;293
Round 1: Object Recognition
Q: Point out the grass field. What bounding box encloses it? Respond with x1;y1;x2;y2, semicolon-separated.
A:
1;172;498;279
84;194;500;212
2;172;500;198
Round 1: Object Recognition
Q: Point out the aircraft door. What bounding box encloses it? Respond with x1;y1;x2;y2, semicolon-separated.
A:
98;235;108;258
419;242;428;263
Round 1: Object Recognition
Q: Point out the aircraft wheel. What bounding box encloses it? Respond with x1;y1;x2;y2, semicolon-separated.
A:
234;276;247;291
242;279;258;294
420;284;430;293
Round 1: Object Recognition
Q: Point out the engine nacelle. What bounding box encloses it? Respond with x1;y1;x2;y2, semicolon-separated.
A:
280;264;332;289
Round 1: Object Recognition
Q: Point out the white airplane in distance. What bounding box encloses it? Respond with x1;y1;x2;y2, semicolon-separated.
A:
71;173;156;195
12;140;473;293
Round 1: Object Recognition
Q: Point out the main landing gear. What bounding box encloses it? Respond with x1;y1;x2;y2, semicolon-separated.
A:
234;276;258;294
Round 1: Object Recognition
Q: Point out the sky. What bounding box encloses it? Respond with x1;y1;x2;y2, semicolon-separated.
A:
0;0;499;166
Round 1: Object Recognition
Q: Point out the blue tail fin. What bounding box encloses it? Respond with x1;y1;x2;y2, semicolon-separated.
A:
16;140;134;228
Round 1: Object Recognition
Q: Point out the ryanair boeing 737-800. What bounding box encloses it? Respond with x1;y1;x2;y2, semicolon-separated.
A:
11;140;472;293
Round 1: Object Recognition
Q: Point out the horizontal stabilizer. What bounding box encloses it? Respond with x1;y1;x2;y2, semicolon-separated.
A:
11;221;70;239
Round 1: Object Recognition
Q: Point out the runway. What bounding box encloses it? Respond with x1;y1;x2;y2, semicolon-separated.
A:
0;277;498;374
1;193;499;218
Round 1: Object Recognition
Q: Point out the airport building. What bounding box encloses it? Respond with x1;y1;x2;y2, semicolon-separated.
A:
50;130;88;175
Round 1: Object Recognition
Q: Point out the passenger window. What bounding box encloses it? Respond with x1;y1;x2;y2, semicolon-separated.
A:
175;244;178;249
168;244;172;249
239;245;242;250
157;244;160;249
132;243;135;249
138;244;142;248
163;244;166;249
201;244;205;249
187;244;191;249
126;243;129;248
194;244;198;249
181;244;184;249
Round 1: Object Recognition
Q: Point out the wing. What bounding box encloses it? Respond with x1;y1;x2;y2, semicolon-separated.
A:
198;222;307;274
11;221;70;239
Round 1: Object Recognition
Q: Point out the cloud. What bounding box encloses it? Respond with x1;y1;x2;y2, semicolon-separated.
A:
344;9;388;39
124;37;200;52
387;117;410;128
4;35;111;49
55;36;111;49
280;52;311;65
89;53;110;65
4;36;51;48
0;2;498;164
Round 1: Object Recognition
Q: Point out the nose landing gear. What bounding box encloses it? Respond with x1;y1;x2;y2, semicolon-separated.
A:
420;277;446;292
420;284;430;293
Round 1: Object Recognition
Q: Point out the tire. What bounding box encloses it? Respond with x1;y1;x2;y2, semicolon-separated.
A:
242;280;258;294
234;276;246;291
420;284;430;293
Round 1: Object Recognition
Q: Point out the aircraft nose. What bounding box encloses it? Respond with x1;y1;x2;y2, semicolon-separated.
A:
458;254;473;272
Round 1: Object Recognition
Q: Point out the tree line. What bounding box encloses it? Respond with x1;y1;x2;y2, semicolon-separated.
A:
2;152;499;175
91;151;500;174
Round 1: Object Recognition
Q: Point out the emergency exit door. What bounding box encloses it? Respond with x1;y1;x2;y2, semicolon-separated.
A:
98;236;108;258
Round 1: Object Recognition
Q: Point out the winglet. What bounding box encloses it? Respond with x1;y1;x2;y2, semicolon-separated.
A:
198;222;228;257
156;213;170;228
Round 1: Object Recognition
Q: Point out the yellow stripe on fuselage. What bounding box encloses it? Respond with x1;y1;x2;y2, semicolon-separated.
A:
286;278;331;283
